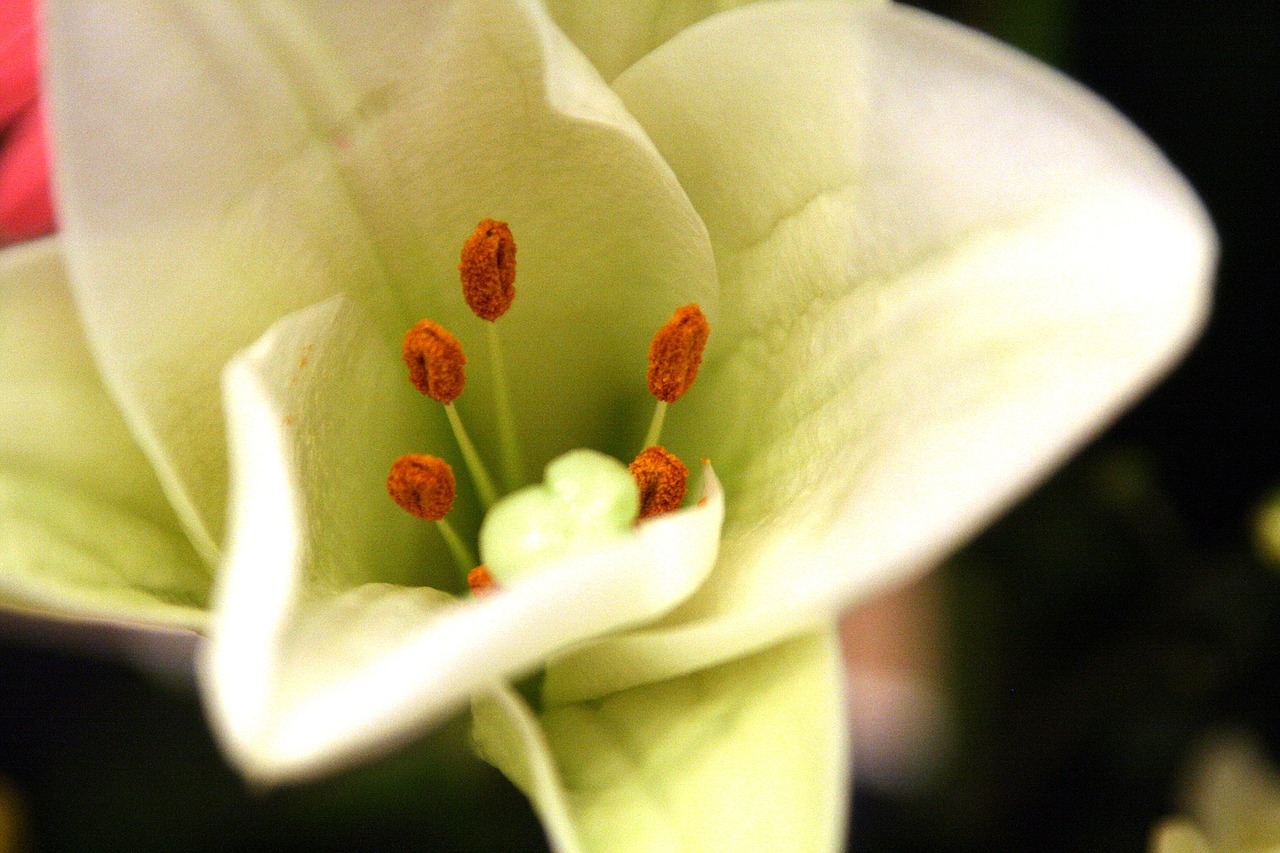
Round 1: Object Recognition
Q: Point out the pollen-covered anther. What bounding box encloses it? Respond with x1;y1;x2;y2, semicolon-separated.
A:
630;445;689;520
460;219;516;321
403;319;466;403
647;304;710;403
468;565;499;597
387;454;456;521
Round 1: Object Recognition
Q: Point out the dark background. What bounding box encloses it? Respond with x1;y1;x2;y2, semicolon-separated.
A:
4;1;1278;849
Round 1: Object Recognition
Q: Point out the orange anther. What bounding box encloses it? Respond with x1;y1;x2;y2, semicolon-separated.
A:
459;219;516;321
387;454;456;521
629;446;689;520
647;304;709;403
403;319;466;403
468;565;499;597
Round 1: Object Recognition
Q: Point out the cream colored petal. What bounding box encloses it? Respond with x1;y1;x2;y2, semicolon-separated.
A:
547;1;1215;703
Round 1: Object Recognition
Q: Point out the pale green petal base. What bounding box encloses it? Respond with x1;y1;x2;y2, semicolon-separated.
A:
0;239;209;631
475;628;849;853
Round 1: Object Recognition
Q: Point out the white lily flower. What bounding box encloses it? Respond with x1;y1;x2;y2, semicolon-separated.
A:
2;0;1214;848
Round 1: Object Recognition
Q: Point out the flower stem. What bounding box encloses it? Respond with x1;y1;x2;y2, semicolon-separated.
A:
643;400;668;450
435;517;477;576
445;403;497;510
486;321;524;490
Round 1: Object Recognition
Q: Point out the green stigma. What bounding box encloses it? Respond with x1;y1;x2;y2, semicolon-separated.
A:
479;449;639;584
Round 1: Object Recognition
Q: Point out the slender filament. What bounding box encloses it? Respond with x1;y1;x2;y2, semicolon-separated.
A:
435;517;477;577
486;321;524;491
444;403;498;509
643;400;668;452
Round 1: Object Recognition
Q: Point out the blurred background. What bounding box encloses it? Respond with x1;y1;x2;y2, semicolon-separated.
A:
3;0;1277;849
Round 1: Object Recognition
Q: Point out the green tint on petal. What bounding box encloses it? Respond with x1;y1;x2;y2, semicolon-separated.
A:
545;0;767;83
204;299;724;784
548;1;1216;701
0;472;207;628
44;0;716;556
546;0;887;82
475;629;849;853
472;687;586;853
481;450;638;584
0;239;208;630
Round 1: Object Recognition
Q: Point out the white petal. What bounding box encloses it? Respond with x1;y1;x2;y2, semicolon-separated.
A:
204;297;723;783
0;238;207;631
546;1;1215;703
44;0;716;554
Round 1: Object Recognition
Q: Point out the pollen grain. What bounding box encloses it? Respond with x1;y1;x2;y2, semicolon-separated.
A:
403;319;466;403
647;304;709;403
468;565;499;597
630;445;689;520
460;219;516;321
387;454;456;521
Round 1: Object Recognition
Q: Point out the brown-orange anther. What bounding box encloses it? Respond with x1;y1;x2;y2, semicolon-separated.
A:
630;445;689;520
387;454;456;521
459;219;516;321
402;319;466;403
468;565;499;597
647;304;709;403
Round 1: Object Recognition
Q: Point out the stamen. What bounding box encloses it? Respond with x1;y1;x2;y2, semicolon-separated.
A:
403;319;465;403
460;219;516;321
647;304;709;403
630;445;689;520
387;454;456;520
643;304;709;449
468;565;499;597
387;454;477;573
400;319;498;508
458;218;524;490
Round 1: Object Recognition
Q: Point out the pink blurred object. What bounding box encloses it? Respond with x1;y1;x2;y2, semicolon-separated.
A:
842;576;952;791
1;0;55;245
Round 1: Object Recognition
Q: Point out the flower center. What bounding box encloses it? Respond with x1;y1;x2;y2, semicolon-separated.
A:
385;220;710;595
